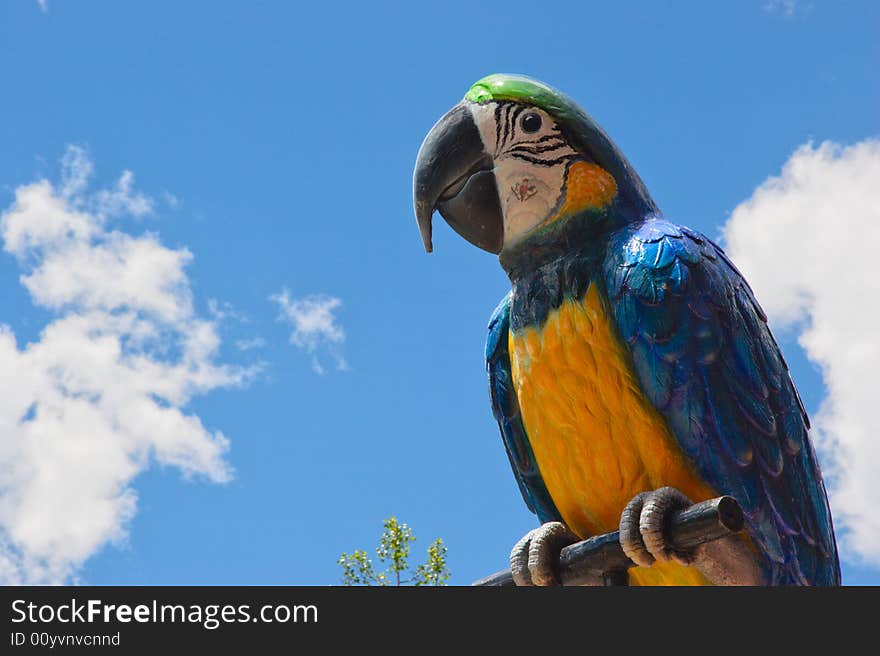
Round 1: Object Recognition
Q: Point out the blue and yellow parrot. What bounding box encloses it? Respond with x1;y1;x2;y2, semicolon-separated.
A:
413;74;840;585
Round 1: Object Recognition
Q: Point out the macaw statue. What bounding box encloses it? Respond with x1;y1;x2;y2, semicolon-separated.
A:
412;74;840;585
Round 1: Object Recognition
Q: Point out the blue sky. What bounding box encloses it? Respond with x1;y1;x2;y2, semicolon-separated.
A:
0;1;877;585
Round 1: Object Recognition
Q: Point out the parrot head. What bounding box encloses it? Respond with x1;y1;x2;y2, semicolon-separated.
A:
413;74;657;256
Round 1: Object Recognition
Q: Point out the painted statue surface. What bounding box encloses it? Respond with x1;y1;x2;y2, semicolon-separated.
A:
413;74;840;586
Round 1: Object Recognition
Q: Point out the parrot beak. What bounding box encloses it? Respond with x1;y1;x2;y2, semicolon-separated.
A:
413;102;503;253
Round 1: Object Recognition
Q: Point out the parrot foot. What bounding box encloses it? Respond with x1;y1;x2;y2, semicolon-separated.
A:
618;486;766;585
509;521;579;586
619;487;695;567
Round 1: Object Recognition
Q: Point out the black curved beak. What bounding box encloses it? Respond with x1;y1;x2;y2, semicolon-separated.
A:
413;102;503;253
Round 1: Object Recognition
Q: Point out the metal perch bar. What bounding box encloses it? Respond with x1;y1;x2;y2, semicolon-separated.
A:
472;495;744;587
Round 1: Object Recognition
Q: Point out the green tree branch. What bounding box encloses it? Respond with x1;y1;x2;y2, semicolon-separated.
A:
338;517;450;586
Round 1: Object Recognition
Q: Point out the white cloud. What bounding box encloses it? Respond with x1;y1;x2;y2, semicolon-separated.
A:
161;191;180;209
36;0;48;14
0;146;251;583
236;337;266;352
207;299;247;323
763;0;811;17
722;139;880;567
271;290;347;374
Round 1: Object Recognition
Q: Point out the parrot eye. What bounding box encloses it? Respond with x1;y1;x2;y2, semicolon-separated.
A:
520;112;542;133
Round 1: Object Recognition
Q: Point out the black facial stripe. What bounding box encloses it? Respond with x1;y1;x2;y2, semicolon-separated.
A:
534;133;563;144
495;104;508;154
509;152;575;167
502;103;516;149
508;140;568;155
510;134;565;150
493;105;571;160
510;105;526;139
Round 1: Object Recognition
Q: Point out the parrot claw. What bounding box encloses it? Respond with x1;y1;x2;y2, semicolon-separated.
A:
619;487;696;567
618;487;766;585
509;521;579;586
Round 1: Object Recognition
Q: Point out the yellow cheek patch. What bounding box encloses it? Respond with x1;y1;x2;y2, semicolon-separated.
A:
550;161;618;222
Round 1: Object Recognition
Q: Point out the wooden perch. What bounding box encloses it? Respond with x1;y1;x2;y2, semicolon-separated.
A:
472;495;744;587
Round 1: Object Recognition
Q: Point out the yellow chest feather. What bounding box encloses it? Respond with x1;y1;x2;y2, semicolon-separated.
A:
508;282;718;585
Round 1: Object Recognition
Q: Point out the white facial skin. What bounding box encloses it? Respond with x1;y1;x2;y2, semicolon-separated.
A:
468;102;577;249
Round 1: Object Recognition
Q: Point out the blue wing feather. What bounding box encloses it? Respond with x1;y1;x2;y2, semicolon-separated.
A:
486;294;562;525
604;217;840;585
